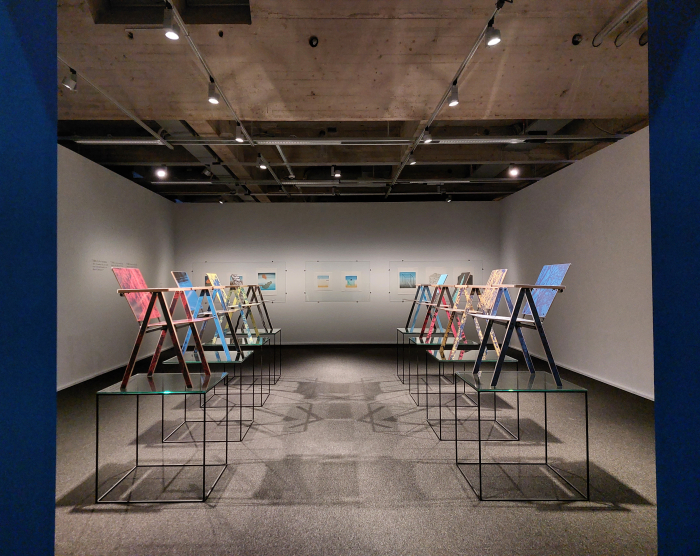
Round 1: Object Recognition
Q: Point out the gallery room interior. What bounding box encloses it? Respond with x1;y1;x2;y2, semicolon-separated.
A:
1;0;699;554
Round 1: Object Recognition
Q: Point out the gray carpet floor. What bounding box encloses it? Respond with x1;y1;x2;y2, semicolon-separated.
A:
56;346;657;555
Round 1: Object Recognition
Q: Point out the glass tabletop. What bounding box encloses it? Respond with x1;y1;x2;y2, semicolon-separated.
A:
237;328;280;335
398;328;453;335
409;337;477;346
427;349;517;363
162;350;254;364
98;372;227;395
455;370;586;393
208;336;269;347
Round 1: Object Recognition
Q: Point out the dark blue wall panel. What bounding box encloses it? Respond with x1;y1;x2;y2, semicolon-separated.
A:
648;1;700;554
0;1;57;554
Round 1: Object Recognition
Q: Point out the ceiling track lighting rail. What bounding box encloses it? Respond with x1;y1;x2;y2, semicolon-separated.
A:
592;0;646;47
166;2;254;147
57;54;173;150
153;177;539;188
386;0;512;197
94;159;577;167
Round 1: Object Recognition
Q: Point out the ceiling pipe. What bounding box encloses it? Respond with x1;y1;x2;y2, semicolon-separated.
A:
385;0;511;198
257;153;290;197
57;55;173;150
167;2;255;147
98;159;577;167
592;0;645;47
160;190;518;198
151;176;540;187
63;134;626;147
275;145;295;179
614;14;648;47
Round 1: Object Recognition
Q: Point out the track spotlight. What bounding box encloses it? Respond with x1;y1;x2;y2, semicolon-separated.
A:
257;154;267;170
508;164;520;177
207;80;220;104
485;19;501;47
163;8;180;40
202;168;212;177
156;167;168;179
446;194;452;203
408;153;417;165
423;130;432;144
448;82;459;107
61;69;77;91
218;198;224;204
235;123;244;143
332;166;341;178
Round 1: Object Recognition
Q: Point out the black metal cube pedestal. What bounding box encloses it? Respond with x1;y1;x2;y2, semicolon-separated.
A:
454;370;589;502
95;372;229;504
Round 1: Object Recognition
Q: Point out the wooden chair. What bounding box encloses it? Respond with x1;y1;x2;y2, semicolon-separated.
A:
404;274;448;333
470;264;571;386
112;267;213;389
171;271;242;360
439;269;508;360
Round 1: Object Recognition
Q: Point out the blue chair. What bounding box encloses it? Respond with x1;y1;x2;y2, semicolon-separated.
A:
470;264;570;386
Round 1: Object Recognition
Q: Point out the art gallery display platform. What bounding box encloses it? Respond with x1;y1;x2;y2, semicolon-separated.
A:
95;372;229;504
454;370;589;501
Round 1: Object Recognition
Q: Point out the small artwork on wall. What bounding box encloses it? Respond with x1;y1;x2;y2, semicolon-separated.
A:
344;274;359;291
399;271;417;289
258;271;277;293
316;273;332;291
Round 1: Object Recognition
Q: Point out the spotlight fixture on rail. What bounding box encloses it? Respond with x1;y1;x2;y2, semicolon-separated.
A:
408;153;417;165
446;194;453;203
163;7;180;40
508;164;520;177
156;167;168;179
61;68;77;91
235;123;244;143
448;82;459;107
485;18;501;46
207;79;220;105
257;154;266;170
218;198;224;204
423;130;433;144
332;166;341;178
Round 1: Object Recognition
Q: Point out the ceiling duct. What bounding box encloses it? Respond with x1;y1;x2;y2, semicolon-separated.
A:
592;0;645;47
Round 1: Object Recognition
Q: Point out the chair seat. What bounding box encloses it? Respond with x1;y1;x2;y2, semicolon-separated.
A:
145;316;212;329
468;313;539;329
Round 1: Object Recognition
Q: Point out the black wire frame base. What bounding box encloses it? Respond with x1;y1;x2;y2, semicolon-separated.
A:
456;461;589;502
96;386;230;504
454;388;590;502
95;463;227;504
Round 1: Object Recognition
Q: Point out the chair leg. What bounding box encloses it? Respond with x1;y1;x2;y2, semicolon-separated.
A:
524;289;562;386
491;289;526;387
122;292;158;388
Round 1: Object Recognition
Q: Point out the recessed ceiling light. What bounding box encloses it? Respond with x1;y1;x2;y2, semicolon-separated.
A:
235;123;244;143
61;69;77;91
508;164;520;177
156;167;167;179
448;82;459;107
208;81;220;104
163;9;180;40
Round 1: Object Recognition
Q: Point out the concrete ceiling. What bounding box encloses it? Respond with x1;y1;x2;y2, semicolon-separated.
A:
57;0;649;203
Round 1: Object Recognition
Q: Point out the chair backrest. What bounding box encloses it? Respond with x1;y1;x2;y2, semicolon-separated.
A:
171;271;202;310
476;269;507;314
112;267;161;323
436;274;448;285
523;263;571;318
230;274;243;286
205;273;228;306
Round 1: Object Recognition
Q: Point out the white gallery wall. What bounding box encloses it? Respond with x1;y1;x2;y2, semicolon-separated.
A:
57;130;653;399
57;145;175;390
173;202;502;344
500;128;653;399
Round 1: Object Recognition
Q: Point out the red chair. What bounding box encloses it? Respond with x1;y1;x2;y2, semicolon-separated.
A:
113;268;213;389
